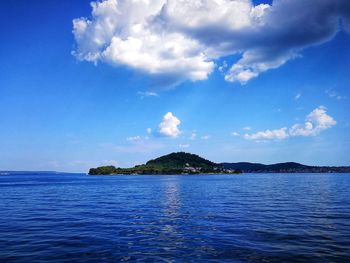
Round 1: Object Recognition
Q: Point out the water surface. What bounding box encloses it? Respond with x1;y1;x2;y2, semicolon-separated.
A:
0;173;349;262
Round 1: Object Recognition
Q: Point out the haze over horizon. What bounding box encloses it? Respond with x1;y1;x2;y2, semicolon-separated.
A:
1;0;350;172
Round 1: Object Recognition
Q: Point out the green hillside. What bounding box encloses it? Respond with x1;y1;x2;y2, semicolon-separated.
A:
89;152;241;175
146;152;216;168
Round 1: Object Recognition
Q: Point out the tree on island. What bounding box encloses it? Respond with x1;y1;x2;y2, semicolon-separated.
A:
88;152;241;175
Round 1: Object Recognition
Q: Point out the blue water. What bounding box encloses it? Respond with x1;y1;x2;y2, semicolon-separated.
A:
0;173;349;262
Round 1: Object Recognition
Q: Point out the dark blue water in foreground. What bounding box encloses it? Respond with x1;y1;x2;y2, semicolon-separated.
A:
0;173;350;262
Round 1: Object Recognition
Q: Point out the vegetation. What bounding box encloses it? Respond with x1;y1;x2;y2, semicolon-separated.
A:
88;152;242;175
220;162;350;173
89;166;119;175
146;152;216;169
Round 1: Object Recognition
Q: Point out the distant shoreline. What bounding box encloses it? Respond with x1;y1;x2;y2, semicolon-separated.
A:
87;152;350;176
1;171;350;176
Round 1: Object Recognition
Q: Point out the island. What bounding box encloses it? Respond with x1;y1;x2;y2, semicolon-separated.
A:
88;152;241;175
88;152;350;175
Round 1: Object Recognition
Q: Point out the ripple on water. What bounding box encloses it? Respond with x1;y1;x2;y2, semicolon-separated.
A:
0;173;350;262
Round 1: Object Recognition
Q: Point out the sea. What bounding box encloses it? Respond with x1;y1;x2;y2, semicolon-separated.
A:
0;173;349;262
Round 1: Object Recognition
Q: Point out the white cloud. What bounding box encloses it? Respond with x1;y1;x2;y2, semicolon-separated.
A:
190;132;197;140
243;126;251;131
158;112;181;138
295;93;302;100
137;91;159;98
73;0;350;86
201;135;211;140
179;143;190;149
146;128;152;134
244;106;336;141
126;135;142;142
127;134;151;142
73;0;214;85
289;106;336;136
231;131;240;136
289;122;315;137
325;89;346;100
244;127;288;140
218;61;228;73
305;106;336;130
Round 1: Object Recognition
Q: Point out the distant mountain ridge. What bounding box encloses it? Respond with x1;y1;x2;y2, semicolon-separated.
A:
220;162;350;173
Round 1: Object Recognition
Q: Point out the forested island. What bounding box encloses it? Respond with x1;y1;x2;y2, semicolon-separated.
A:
88;152;350;175
89;152;241;175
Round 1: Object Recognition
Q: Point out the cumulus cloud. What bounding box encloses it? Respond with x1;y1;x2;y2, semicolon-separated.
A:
158;112;181;137
201;135;211;140
231;131;240;136
244;106;336;141
73;0;350;86
72;0;213;85
244;127;288;140
289;106;336;136
179;143;190;149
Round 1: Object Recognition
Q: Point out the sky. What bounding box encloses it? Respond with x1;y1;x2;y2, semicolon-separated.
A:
0;0;350;172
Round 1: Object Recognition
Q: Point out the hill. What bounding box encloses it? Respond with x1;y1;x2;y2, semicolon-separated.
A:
146;152;216;169
89;152;241;175
89;153;350;175
220;162;350;173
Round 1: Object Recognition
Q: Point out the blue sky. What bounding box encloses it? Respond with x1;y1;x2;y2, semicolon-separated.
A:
1;0;350;172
